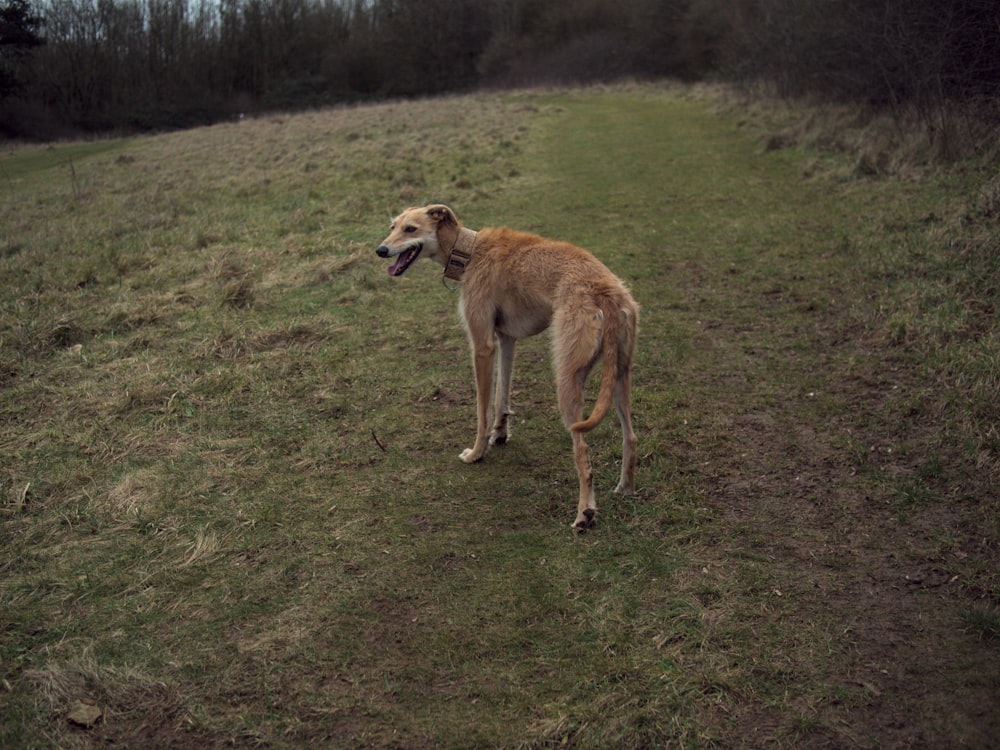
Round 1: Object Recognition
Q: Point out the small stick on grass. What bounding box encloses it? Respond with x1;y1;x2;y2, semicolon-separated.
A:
371;430;387;453
16;482;30;509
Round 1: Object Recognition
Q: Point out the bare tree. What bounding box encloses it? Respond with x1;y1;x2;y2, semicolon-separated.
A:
5;0;998;138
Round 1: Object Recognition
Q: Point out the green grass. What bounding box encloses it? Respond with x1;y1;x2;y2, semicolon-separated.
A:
2;85;998;748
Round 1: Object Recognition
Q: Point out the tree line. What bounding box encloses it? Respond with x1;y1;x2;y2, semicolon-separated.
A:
1;0;998;139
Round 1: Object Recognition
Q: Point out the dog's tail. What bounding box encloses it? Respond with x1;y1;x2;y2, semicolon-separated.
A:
570;302;635;434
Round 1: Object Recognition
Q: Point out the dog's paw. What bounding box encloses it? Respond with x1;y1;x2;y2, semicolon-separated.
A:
572;508;596;534
490;412;512;446
613;481;635;495
459;448;483;463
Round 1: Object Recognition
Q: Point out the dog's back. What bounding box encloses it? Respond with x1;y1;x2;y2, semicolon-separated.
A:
468;226;634;308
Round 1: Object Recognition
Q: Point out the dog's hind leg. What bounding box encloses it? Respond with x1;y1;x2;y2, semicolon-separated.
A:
570;429;597;532
613;368;637;495
490;332;516;446
556;364;596;531
553;307;604;532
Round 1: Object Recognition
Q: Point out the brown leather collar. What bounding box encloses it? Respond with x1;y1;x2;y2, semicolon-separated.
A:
444;247;472;282
443;230;477;283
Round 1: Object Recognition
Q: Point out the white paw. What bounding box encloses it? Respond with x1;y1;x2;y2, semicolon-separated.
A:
459;448;481;463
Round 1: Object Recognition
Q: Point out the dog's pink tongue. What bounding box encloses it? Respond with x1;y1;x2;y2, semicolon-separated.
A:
387;247;415;276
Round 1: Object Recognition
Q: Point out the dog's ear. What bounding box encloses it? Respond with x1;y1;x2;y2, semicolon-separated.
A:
426;204;457;226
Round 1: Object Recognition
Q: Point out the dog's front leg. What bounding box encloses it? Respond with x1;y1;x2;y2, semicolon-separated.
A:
490;332;516;446
460;339;495;463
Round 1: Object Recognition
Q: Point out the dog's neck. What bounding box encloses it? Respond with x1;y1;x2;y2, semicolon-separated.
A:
442;227;478;283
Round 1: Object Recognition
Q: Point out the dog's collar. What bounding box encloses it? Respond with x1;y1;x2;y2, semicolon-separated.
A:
444;247;472;282
443;229;477;284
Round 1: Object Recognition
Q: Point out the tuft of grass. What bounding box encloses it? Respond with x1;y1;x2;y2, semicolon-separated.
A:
961;604;1000;642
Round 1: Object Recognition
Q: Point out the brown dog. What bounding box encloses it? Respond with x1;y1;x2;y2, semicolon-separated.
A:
376;205;638;531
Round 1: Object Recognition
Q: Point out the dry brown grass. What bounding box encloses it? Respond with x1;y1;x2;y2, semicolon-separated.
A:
715;82;1000;179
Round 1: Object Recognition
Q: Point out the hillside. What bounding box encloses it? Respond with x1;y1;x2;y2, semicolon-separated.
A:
2;85;997;748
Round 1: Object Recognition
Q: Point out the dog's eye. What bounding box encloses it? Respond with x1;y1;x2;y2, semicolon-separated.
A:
404;226;417;233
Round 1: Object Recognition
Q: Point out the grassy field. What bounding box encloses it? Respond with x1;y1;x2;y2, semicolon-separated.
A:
2;85;998;748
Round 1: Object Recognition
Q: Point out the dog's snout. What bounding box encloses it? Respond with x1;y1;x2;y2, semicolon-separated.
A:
376;245;390;258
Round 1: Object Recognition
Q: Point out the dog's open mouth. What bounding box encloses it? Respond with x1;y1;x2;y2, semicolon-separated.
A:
387;244;422;276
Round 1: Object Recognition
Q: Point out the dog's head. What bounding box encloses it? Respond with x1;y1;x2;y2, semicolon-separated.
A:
376;204;459;276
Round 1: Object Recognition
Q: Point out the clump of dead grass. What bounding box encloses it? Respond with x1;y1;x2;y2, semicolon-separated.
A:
193;320;337;361
723;84;1000;177
310;243;368;284
210;250;256;309
6;312;89;358
177;527;223;568
105;468;161;519
26;658;189;746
